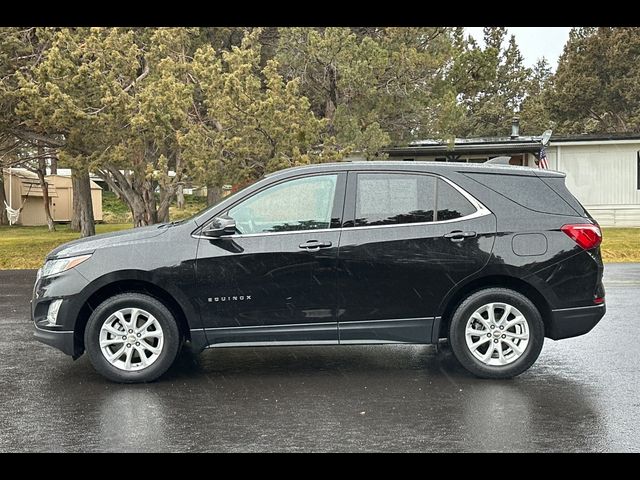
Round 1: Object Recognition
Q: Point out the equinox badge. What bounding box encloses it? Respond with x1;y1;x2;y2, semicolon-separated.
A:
207;295;252;302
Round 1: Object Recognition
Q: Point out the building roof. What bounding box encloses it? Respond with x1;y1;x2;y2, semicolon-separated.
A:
2;168;58;198
550;132;640;142
388;138;542;156
45;167;104;182
263;160;564;179
386;132;640;156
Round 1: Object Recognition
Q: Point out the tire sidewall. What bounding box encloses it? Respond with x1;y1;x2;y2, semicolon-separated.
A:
449;288;544;379
85;293;180;383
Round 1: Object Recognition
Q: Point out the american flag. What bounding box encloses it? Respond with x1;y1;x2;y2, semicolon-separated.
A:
538;146;549;169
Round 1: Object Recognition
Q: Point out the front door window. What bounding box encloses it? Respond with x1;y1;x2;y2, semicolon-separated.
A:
229;175;338;234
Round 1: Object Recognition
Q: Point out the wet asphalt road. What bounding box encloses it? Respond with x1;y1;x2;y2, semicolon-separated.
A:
0;265;639;452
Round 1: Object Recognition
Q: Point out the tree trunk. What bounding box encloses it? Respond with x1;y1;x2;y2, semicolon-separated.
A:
129;195;148;228
156;182;173;224
175;149;184;210
0;174;8;225
142;177;158;225
176;183;185;210
207;184;222;206
70;172;81;232
36;156;55;232
50;155;58;175
71;169;95;237
98;165;161;227
325;63;338;134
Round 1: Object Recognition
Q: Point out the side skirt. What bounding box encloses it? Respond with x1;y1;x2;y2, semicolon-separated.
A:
339;317;436;344
199;322;338;348
191;317;439;350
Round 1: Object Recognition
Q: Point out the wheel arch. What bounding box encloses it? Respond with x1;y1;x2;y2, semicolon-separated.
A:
73;272;194;356
437;274;553;340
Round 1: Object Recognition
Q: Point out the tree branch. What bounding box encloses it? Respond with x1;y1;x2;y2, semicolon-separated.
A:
123;57;150;93
8;129;66;148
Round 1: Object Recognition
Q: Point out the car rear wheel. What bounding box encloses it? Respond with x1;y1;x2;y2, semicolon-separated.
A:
449;288;544;379
84;293;180;383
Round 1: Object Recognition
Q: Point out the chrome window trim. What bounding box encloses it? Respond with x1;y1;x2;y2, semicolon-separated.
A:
347;173;491;231
192;227;336;240
342;209;490;232
192;172;492;240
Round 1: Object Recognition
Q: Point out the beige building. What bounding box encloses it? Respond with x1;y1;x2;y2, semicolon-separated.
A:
2;168;103;226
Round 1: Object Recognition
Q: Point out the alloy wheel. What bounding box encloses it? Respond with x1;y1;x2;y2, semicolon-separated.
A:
465;302;530;366
99;307;164;371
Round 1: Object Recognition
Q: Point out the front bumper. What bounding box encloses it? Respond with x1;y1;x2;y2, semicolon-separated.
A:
547;303;606;340
31;268;90;358
33;325;76;356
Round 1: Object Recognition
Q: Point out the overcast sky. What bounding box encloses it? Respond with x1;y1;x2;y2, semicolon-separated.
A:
465;27;573;71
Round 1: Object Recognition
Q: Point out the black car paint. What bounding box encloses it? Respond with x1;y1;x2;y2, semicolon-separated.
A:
32;161;606;359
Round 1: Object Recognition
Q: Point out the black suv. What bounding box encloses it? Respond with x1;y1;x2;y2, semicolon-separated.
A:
32;161;606;382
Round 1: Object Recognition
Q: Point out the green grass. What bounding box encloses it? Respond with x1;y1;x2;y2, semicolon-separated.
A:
0;192;208;269
101;191;208;223
101;191;132;224
169;194;208;221
601;228;640;263
0;223;132;269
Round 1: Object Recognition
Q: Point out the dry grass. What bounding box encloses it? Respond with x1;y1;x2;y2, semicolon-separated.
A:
0;224;637;270
0;224;132;269
601;228;640;263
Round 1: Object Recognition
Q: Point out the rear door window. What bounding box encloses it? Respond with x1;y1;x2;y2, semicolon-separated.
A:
355;173;436;226
352;173;479;227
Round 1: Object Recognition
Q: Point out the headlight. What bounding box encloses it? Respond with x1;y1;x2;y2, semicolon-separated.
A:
41;254;92;278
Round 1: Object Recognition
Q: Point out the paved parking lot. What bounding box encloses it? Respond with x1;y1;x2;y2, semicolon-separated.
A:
1;264;639;452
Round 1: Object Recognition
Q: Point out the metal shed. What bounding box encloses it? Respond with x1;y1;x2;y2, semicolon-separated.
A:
2;168;102;226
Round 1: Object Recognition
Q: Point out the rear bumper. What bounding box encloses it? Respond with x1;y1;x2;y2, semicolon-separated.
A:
547;303;606;340
34;326;76;357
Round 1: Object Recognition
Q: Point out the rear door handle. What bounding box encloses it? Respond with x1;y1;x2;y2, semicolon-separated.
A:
299;240;333;251
443;230;477;242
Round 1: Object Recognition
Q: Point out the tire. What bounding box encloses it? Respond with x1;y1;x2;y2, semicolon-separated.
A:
448;288;544;379
84;293;181;383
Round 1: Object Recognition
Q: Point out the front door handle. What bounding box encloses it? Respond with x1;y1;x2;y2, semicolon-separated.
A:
443;230;477;242
299;240;333;251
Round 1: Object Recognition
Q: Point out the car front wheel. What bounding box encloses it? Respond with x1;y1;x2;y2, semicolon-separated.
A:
448;288;544;379
84;293;181;383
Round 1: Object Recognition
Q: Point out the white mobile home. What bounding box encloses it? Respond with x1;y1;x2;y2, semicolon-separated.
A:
544;136;640;227
386;131;640;227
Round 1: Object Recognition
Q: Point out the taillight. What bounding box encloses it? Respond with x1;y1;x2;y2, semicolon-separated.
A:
561;224;602;250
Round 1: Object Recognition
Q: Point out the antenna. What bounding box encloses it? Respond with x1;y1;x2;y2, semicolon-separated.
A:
541;129;553;146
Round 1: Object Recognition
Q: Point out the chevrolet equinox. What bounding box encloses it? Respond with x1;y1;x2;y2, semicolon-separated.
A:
32;161;606;382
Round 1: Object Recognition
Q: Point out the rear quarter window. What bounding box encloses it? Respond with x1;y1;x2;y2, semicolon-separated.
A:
436;179;476;220
463;172;578;216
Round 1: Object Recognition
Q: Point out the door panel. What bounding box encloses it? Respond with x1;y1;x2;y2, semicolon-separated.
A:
337;171;497;343
195;173;346;346
196;231;341;339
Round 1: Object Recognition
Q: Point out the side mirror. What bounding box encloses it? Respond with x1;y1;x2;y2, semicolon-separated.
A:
203;216;236;238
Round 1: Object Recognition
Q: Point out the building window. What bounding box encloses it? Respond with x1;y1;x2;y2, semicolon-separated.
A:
509;154;524;166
